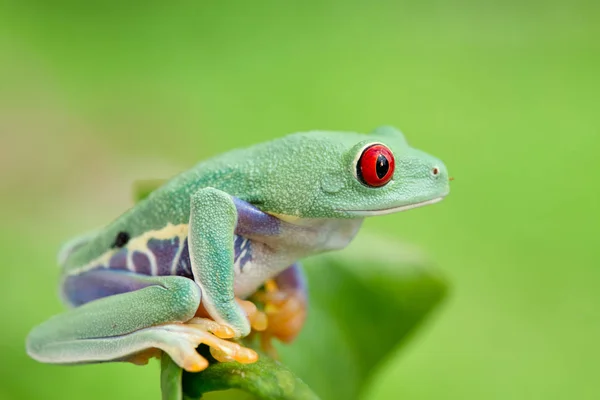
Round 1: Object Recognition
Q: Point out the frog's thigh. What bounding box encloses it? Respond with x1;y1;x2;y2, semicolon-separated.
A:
26;271;207;371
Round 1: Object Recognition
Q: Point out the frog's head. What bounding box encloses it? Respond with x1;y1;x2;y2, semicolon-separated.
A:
234;126;450;219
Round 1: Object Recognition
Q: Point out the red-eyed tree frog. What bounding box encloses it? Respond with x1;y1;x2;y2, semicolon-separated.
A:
26;126;450;372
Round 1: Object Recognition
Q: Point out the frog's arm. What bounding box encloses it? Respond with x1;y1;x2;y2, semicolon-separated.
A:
134;182;303;341
188;187;281;338
26;271;255;371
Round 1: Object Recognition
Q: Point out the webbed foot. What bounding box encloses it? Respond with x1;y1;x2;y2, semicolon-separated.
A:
236;298;268;332
252;279;307;357
156;321;259;371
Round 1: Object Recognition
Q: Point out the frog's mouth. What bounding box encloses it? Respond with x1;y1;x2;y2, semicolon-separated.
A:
339;196;445;217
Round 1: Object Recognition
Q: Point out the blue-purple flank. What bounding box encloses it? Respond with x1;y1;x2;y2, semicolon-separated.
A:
64;235;252;306
233;236;252;272
63;197;281;307
87;235;253;277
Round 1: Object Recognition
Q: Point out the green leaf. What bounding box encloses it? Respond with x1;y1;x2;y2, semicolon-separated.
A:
174;232;447;400
280;233;448;399
182;351;318;400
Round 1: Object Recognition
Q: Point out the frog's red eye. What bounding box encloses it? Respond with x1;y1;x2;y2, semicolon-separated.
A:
356;144;395;187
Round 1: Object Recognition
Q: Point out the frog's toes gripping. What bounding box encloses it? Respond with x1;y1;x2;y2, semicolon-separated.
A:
236;298;269;332
153;320;258;372
252;279;308;355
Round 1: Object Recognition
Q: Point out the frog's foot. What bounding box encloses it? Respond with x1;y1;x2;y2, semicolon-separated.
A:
193;298;267;333
127;347;163;366
236;298;268;332
140;322;258;372
253;279;307;357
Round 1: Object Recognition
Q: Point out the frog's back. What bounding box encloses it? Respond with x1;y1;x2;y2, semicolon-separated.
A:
60;147;247;274
59;129;367;274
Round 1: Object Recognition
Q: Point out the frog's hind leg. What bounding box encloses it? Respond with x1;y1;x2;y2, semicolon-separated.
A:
251;263;308;357
27;270;257;372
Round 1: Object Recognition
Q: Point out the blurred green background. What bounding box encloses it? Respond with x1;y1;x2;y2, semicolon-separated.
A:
1;0;599;399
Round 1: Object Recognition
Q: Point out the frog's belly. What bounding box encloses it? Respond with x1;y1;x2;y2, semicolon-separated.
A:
78;234;285;299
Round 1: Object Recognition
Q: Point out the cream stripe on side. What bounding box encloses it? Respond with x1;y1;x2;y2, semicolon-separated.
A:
66;223;190;277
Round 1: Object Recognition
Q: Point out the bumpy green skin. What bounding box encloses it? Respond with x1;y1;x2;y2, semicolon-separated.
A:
26;126;450;372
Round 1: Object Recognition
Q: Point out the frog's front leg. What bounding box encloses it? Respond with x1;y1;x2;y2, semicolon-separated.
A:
26;271;256;372
189;187;282;338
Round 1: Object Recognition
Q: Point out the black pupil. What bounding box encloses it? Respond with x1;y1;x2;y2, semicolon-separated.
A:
112;231;130;248
376;154;389;179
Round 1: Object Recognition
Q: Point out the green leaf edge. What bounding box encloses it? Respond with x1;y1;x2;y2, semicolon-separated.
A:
182;353;319;400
